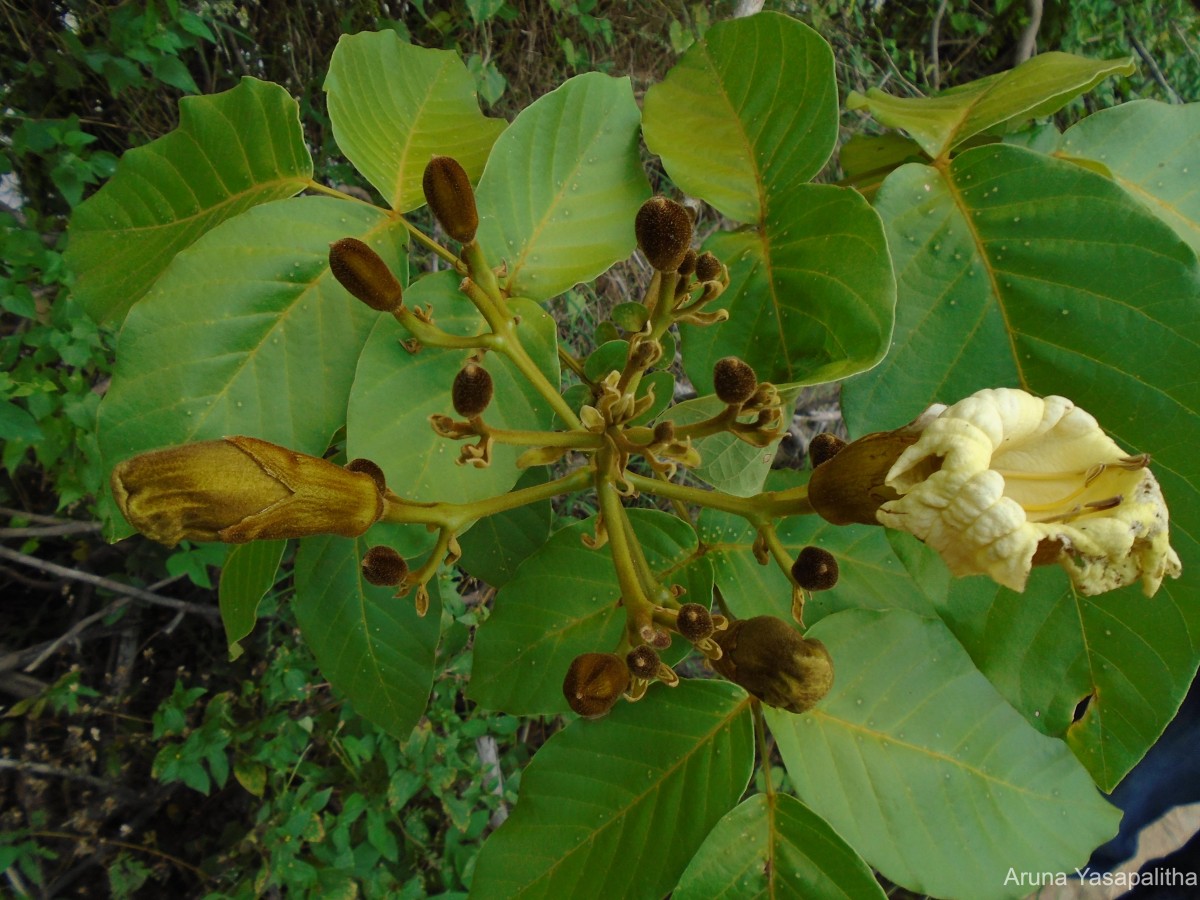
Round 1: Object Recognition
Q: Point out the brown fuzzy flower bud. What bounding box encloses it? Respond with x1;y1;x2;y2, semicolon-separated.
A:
711;616;834;714
362;546;408;586
345;458;387;493
635;197;693;272
626;645;660;680
713;356;758;405
677;249;697;277
694;251;722;282
422;156;479;243
676;603;714;641
562;652;630;718
452;363;494;417
652;420;676;444
791;546;839;591
328;238;404;312
808;432;847;469
111;437;386;547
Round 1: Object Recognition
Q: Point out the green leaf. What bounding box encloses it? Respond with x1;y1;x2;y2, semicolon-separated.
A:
769;608;1120;899
99;198;404;534
674;793;886;900
293;531;441;739
470;680;753;900
841;145;1200;785
457;468;552;588
847;53;1135;160
66;77;312;325
699;502;942;623
474;72;649;300
468;509;712;714
681;184;895;392
324;31;505;212
218;539;285;661
0;401;43;443
346;273;558;504
1057;100;1200;254
664;395;779;497
643;12;837;223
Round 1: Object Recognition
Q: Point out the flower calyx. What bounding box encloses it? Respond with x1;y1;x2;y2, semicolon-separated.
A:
710;616;834;714
562;652;630;718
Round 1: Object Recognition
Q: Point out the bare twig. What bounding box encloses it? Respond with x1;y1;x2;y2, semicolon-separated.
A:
0;506;100;528
1014;0;1043;65
0;758;125;794
22;598;130;673
0;522;104;538
1127;26;1182;103
930;0;949;90
0;546;219;620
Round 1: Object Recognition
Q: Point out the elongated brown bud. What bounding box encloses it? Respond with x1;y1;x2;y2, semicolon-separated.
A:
452;363;494;417
329;238;403;312
111;437;386;547
423;156;478;243
713;356;758;405
808;432;847;469
635;197;693;272
694;251;722;282
676;603;714;641
563;653;630;718
711;616;833;714
362;546;408;586
792;546;839;591
626;645;660;680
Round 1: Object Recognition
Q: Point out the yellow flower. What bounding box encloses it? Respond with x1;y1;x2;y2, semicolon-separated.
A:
111;436;386;546
876;388;1181;597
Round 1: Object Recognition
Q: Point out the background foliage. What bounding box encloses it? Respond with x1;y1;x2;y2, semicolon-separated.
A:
2;1;1198;897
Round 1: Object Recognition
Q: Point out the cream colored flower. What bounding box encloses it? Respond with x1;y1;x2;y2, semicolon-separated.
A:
876;388;1181;597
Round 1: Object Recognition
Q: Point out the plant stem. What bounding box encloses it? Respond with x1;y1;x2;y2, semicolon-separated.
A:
625;472;815;522
483;425;603;449
595;450;654;635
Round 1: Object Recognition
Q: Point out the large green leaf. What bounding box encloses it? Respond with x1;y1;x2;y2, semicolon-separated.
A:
324;31;505;212
469;680;753;900
674;793;886;900
468;509;713;715
456;468;552;589
847;53;1135;160
841;144;1200;786
642;11;837;223
698;505;941;625
769;608;1120;899
99;197;405;534
293;530;441;739
474;72;649;300
1057;100;1200;254
346;272;558;504
218;539;285;661
66;77;312;325
681;184;895;392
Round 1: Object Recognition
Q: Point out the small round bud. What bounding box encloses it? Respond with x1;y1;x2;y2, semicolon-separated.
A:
677;249;698;277
422;156;479;243
791;546;839;591
713;356;758;405
563;652;630;718
676;603;714;641
626;645;660;680
345;458;387;493
635;197;693;272
329;238;404;312
808;432;847;469
452;363;494;417
711;616;834;714
652;420;676;444
362;545;408;586
694;251;722;282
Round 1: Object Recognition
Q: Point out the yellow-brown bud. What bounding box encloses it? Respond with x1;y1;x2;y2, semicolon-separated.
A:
791;546;839;591
328;237;403;313
711;616;834;714
635;197;693;272
562;652;630;718
808;431;916;526
713;356;758;406
678;249;697;277
452;363;494;418
422;155;479;243
694;251;722;282
626;645;660;680
808;432;847;469
362;546;408;586
652;420;676;444
111;437;386;547
676;603;714;641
